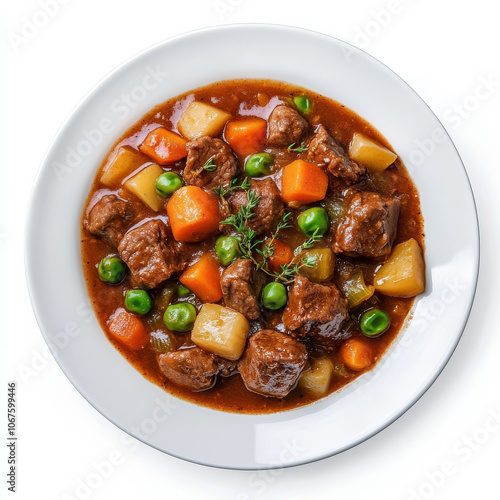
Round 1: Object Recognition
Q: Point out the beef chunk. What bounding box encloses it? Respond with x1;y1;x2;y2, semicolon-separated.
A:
307;125;366;185
118;219;187;289
283;275;349;342
184;136;238;189
229;178;284;235
221;259;264;320
333;191;400;259
158;347;235;391
85;195;134;247
238;330;307;398
267;105;308;147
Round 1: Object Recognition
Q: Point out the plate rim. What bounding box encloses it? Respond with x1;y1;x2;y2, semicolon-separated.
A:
24;22;480;470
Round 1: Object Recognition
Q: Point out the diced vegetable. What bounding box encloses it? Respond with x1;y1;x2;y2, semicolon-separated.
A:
180;253;222;303
245;153;274;177
298;248;335;282
124;163;164;211
374;238;425;297
155;172;183;197
191;303;249;360
215;235;241;266
293;96;312;115
348;133;397;172
150;331;176;354
98;256;126;284
281;160;328;204
100;147;147;187
108;311;149;350
164;303;197;332
167;186;220;242
225;117;267;158
298;358;334;396
360;309;390;337
323;197;348;223
139;127;187;165
125;290;153;315
268;240;293;272
177;101;231;140
297;207;329;237
156;283;177;312
339;338;374;372
176;284;191;298
339;269;375;308
262;282;287;310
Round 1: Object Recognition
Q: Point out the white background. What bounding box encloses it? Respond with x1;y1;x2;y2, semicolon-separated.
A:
1;0;498;499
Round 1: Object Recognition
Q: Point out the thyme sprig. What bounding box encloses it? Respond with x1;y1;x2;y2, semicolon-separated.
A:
272;229;322;284
213;177;251;198
216;179;321;283
255;212;292;272
287;142;308;153
203;156;217;172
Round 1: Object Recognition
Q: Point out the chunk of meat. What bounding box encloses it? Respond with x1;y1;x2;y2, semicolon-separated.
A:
221;259;264;320
238;330;308;398
184;136;238;189
267;105;308;147
333;191;400;259
229;178;284;235
283;275;349;342
118;219;188;289
158;347;236;391
308;125;366;185
85;195;134;247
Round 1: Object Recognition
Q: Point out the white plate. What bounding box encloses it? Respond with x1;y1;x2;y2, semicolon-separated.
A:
25;24;479;469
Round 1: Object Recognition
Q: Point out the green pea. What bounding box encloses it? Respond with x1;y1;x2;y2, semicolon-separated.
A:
245;153;273;177
164;303;197;332
293;96;312;115
176;284;192;298
125;289;153;315
360;309;390;337
215;236;241;266
155;172;183;197
98;256;126;284
262;282;287;310
297;207;329;237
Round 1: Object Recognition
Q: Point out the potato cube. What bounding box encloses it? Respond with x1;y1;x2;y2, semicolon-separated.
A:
349;133;397;172
298;358;334;396
100;147;147;187
177;101;231;140
191;304;249;360
374;238;425;297
124;163;164;211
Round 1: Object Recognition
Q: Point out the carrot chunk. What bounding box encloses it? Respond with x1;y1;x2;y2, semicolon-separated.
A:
339;338;374;371
281;160;328;204
224;117;267;158
268;240;294;272
139;127;187;165
108;311;149;350
180;253;223;303
167;186;220;242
